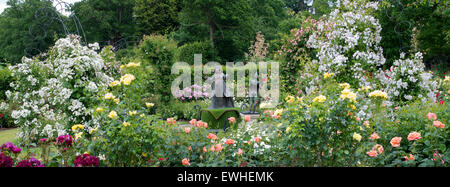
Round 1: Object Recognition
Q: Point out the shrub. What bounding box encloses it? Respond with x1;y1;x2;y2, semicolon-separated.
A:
139;35;177;104
0;66;12;100
177;41;219;65
8;35;113;144
158;100;209;120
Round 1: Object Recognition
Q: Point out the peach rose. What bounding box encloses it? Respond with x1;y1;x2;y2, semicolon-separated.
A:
189;119;197;126
184;127;191;134
244;115;251;122
373;144;384;154
407;131;421;141
369;132;380;140
433;121;445;129
228;117;236;124
215;144;224;152
225;139;235;145
207;133;217;140
427;113;437;120
209;145;215;152
390;137;402;147
203;122;208;129
355;117;361;121
182;158;190;166
367;150;378;157
167;118;176;125
188;146;192;151
404;154;415;161
196;120;204;128
254;137;261;143
203;147;207;153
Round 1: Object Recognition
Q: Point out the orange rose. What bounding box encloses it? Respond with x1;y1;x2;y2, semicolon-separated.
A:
215;144;224;152
254;137;261;143
390;137;402;147
369;132;380;140
182;158;190;166
404;154;415;161
244;115;251;122
433;121;445;129
367;150;378;157
225;139;235;145
407;131;421;141
207;133;217;140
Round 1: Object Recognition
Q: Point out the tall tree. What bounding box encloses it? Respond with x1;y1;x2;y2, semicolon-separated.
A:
71;0;136;47
0;0;65;64
134;0;181;36
176;0;255;62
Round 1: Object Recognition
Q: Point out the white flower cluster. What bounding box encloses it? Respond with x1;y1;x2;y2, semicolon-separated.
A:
307;0;385;88
376;52;438;103
8;35;113;142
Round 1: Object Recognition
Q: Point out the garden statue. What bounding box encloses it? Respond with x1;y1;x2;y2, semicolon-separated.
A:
207;68;235;109
244;72;259;114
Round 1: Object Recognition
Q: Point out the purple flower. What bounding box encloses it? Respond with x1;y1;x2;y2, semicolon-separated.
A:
0;142;21;154
74;154;99;167
0;153;13;167
16;158;45;167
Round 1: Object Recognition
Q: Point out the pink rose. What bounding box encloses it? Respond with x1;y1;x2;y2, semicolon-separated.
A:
407;131;421;141
427;113;437;120
390;137;402;147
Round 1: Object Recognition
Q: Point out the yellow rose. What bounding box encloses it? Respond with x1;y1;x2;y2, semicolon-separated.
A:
126;62;141;68
89;128;98;134
285;96;295;103
104;93;115;100
120;74;136;85
323;72;333;79
75;132;83;140
114;98;120;104
108;111;118;119
369;90;388;100
339;83;351;89
123;121;131;127
313;95;326;103
96;107;104;113
286;126;292;133
353;132;362;142
146;103;155;108
120;65;125;69
71;124;84;131
109;81;121;87
129;110;137;116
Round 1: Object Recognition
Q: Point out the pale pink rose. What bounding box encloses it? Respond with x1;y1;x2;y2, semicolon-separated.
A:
182;158;190;166
390;137;402;147
407;131;421;141
363;121;370;126
244;115;251;122
427;113;437;120
228;117;236;124
337;130;342;135
237;148;243;156
394;106;400;110
367;150;378;157
184;127;191;134
369;132;380;140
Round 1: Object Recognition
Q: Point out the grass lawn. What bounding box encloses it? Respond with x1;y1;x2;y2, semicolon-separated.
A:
0;128;18;145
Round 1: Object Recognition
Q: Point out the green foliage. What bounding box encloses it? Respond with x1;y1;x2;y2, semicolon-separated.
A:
0;0;65;64
71;0;137;44
138;35;177;104
200;108;241;130
176;41;219;65
175;0;255;62
134;0;181;36
0;66;12;100
158;100;209;120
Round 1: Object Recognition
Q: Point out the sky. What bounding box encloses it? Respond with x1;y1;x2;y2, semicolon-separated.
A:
0;0;82;14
